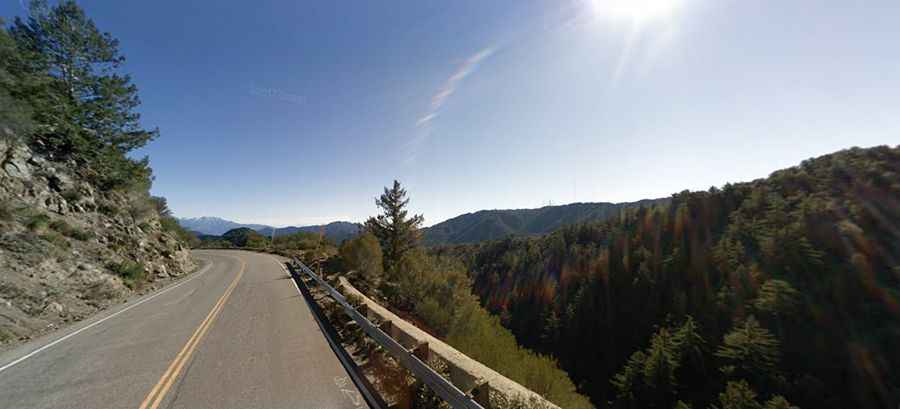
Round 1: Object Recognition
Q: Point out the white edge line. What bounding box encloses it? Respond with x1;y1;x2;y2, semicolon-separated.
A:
0;261;214;374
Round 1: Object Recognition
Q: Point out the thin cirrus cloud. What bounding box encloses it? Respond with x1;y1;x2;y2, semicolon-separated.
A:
416;47;496;129
404;47;495;164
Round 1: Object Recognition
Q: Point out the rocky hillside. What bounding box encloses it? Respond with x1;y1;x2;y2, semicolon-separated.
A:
0;135;195;348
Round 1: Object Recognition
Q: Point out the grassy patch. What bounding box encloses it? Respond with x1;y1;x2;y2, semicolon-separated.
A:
127;197;156;222
97;202;119;216
0;327;14;343
0;201;12;222
40;230;70;249
107;261;146;289
26;213;51;232
49;219;93;241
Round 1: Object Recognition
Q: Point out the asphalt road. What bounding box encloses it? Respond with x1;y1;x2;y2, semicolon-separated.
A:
0;250;367;409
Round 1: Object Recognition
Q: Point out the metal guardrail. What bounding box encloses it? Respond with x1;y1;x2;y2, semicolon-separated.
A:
291;259;486;409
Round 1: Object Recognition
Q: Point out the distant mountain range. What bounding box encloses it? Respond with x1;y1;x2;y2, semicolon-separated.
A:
176;216;362;243
176;216;269;236
180;198;668;247
255;222;362;244
421;199;669;246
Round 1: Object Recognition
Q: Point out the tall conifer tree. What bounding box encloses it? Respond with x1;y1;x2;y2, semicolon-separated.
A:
365;180;424;273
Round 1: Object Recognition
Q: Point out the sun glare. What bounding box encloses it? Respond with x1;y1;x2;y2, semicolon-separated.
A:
591;0;683;22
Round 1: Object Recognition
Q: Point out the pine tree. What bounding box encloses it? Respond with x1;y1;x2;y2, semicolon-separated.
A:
0;21;37;135
715;316;780;383
762;396;798;409
540;308;561;350
753;279;800;317
643;328;680;407
713;381;762;409
9;0;157;155
612;350;647;404
674;401;693;409
365;180;424;273
612;320;708;409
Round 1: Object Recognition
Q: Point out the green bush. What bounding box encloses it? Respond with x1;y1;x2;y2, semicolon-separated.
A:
40;230;70;249
107;261;146;289
222;227;269;248
272;231;323;251
26;213;51;232
49;219;72;234
127;195;157;223
160;216;199;247
61;189;82;203
339;232;383;291
97;202;119;216
49;219;93;241
68;228;93;241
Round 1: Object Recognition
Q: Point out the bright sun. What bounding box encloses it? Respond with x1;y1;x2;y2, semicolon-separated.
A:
591;0;683;22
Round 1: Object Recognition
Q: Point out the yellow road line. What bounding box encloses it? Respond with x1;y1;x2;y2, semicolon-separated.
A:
138;260;246;409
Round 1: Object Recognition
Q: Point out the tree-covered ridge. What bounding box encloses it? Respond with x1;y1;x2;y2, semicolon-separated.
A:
338;181;594;408
423;199;668;246
452;146;899;408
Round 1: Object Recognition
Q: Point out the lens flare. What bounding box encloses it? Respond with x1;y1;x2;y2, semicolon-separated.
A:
591;0;683;22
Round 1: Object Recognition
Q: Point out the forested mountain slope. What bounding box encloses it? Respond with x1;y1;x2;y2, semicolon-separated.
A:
423;199;667;246
449;146;899;409
256;221;361;243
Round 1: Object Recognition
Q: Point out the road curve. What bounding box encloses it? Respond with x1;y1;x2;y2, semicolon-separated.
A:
0;250;367;409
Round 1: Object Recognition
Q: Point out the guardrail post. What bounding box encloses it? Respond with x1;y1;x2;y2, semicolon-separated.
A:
379;320;394;339
473;382;492;409
356;302;370;320
410;341;430;363
448;363;479;396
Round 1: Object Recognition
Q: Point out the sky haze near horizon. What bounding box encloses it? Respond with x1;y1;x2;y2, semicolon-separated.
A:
2;0;898;227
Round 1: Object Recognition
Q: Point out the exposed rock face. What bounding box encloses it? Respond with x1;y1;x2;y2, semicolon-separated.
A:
0;136;195;347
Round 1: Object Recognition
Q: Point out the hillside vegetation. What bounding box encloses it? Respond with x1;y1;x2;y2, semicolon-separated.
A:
194;227;339;263
423;199;667;246
256;221;361;244
0;2;195;347
333;181;594;408
444;146;899;408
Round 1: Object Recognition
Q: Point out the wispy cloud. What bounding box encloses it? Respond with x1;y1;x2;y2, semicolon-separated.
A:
404;47;496;165
416;47;496;129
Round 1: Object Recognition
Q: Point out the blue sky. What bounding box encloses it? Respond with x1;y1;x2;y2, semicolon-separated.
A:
3;0;898;226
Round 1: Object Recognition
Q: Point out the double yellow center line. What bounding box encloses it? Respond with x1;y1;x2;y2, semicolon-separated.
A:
137;260;246;409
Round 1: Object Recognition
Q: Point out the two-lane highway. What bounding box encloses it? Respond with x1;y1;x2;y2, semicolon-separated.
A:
0;250;367;409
